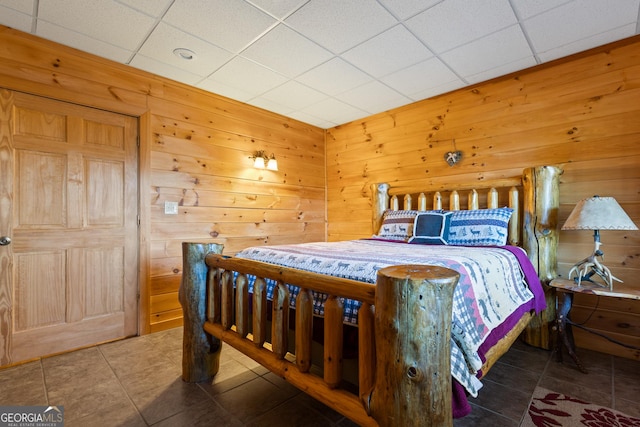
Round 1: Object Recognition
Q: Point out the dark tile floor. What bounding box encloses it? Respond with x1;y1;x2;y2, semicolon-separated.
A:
1;327;639;426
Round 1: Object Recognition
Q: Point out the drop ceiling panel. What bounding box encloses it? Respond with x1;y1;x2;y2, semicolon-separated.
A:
301;97;369;125
341;25;434;78
441;25;535;80
523;0;640;53
0;0;637;128
137;23;233;77
377;0;441;20
203;56;289;96
36;20;134;63
163;0;277;53
284;0;398;54
248;0;309;19
116;0;174;17
406;0;518;54
2;0;33;14
257;80;328;111
37;0;156;51
336;80;412;115
130;54;204;85
380;57;462;101
241;24;333;78
296;58;373;97
0;5;33;33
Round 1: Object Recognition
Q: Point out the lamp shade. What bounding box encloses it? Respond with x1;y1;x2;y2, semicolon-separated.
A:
562;196;638;231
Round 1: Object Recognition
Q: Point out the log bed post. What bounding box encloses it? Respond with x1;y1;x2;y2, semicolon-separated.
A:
521;165;563;350
372;182;390;235
368;264;460;426
179;242;224;382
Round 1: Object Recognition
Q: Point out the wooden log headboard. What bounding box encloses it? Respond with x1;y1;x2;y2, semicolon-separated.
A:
371;165;563;283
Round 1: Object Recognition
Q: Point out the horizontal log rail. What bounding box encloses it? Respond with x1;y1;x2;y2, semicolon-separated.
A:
202;321;378;427
205;254;376;305
204;252;379;425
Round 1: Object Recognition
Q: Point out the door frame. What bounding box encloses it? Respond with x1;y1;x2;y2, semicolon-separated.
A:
0;85;152;341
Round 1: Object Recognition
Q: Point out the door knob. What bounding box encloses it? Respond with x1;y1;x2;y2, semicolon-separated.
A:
0;236;11;246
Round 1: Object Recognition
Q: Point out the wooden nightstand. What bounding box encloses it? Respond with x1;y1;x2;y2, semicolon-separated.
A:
549;278;640;374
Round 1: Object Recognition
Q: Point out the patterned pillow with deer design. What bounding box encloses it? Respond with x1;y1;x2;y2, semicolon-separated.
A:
447;207;513;246
372;210;419;242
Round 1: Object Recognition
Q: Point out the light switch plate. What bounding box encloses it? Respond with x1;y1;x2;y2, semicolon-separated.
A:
164;201;179;215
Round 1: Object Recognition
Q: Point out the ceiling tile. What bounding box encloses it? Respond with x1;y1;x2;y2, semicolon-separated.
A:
247;0;308;19
336;80;411;115
287;111;336;128
197;79;255;102
138;23;233;77
342;24;433;78
116;0;173;17
130;54;204;85
0;0;34;14
465;56;537;85
247;97;295;117
206;56;289;95
381;57;461;100
406;0;518;53
409;80;466;103
0;5;33;32
285;0;398;54
163;0;276;53
510;0;573;20
536;23;638;63
523;0;640;54
241;24;333;78
296;58;373;96
36;21;133;62
37;0;156;50
257;80;328;110
377;0;441;20
440;25;534;79
302;97;370;124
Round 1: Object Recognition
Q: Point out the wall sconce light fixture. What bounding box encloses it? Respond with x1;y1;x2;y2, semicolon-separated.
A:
250;150;278;171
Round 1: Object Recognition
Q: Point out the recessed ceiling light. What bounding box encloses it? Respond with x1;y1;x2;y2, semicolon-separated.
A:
173;48;196;61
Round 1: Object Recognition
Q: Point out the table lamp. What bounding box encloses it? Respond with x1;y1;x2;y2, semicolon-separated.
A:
561;195;638;290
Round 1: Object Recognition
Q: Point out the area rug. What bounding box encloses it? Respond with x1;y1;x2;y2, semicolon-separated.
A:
521;387;640;427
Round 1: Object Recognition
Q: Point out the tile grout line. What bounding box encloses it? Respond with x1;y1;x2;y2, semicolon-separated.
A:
96;343;151;426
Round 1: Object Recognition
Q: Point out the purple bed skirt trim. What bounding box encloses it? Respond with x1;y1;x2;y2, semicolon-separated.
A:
454;245;546;418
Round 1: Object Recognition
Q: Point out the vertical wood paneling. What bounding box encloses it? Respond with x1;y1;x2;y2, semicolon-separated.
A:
326;36;640;360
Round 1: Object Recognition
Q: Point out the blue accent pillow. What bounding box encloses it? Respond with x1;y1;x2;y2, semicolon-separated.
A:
408;211;452;245
447;207;513;246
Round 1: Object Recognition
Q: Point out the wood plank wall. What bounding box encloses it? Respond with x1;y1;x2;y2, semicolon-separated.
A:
0;26;326;334
326;36;640;360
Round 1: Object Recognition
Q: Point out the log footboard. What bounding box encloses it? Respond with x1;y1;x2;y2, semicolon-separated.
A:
180;244;460;427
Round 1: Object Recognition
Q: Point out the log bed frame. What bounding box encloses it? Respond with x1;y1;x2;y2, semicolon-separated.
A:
179;165;563;426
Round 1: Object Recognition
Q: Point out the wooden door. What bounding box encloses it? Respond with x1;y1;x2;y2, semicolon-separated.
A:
0;90;138;366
